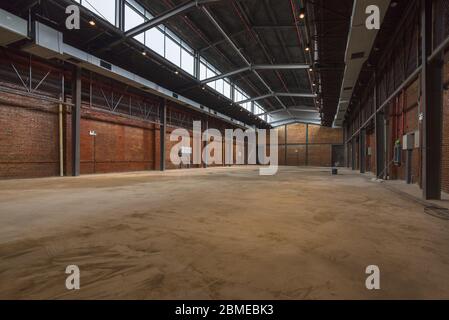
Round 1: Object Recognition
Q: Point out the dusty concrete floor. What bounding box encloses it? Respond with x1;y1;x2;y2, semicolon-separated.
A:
0;166;449;299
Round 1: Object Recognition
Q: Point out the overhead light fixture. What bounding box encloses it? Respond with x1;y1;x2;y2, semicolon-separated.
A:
305;44;310;52
299;8;306;19
174;70;179;75
142;51;146;56
88;20;96;26
309;67;313;72
202;86;205;90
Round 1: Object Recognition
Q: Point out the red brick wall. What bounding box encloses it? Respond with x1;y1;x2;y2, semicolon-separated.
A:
277;123;343;167
308;125;343;144
286;123;307;144
385;80;420;184
0;92;60;178
64;105;156;175
308;144;332;167
286;145;306;166
0;51;248;179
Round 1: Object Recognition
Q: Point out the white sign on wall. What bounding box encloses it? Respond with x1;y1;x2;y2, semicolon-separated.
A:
180;146;192;154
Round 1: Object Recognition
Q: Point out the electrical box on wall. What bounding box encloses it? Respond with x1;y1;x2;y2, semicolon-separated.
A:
367;147;372;156
402;133;415;150
414;130;420;148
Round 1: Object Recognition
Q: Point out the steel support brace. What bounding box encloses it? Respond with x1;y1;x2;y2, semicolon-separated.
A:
71;67;81;176
201;6;293;117
160;100;167;171
421;0;443;200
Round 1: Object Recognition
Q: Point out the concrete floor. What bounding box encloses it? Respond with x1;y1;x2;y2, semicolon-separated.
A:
1;166;449;299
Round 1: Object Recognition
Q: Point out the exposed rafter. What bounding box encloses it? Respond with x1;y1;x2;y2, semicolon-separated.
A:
269;118;321;127
125;0;222;39
236;92;317;104
200;64;310;84
256;107;319;117
201;5;294;117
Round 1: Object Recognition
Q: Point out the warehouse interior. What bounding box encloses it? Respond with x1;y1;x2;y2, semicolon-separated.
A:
1;0;449;299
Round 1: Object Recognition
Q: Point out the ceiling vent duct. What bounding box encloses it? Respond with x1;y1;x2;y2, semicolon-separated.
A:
22;21;63;59
0;8;28;46
333;0;391;127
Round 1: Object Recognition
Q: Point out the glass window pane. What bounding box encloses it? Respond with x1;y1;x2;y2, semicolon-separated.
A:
223;81;231;99
82;0;116;25
207;81;216;90
200;63;207;80
126;0;145;15
234;90;240;102
145;27;164;56
206;67;216;79
181;49;194;75
125;4;145;44
216;79;224;95
165;36;181;66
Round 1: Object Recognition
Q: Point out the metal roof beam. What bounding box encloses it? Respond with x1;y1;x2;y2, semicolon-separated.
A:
268;118;321;127
256;107;319;117
201;6;294;116
200;64;310;84
200;67;250;84
236;92;317;104
276;92;317;98
125;0;221;39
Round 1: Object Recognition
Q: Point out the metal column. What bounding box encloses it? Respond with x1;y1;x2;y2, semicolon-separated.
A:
421;0;443;200
405;149;413;184
360;129;366;174
351;139;356;170
204;119;208;168
343;125;348;168
71;67;81;176
284;124;288;165
159;99;166;171
116;0;125;31
305;123;309;166
375;112;385;178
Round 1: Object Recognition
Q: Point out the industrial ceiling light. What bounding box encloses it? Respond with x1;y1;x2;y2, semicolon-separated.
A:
299;8;306;19
88;19;96;26
174;70;179;75
305;44;310;52
142;51;146;56
309;67;313;72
